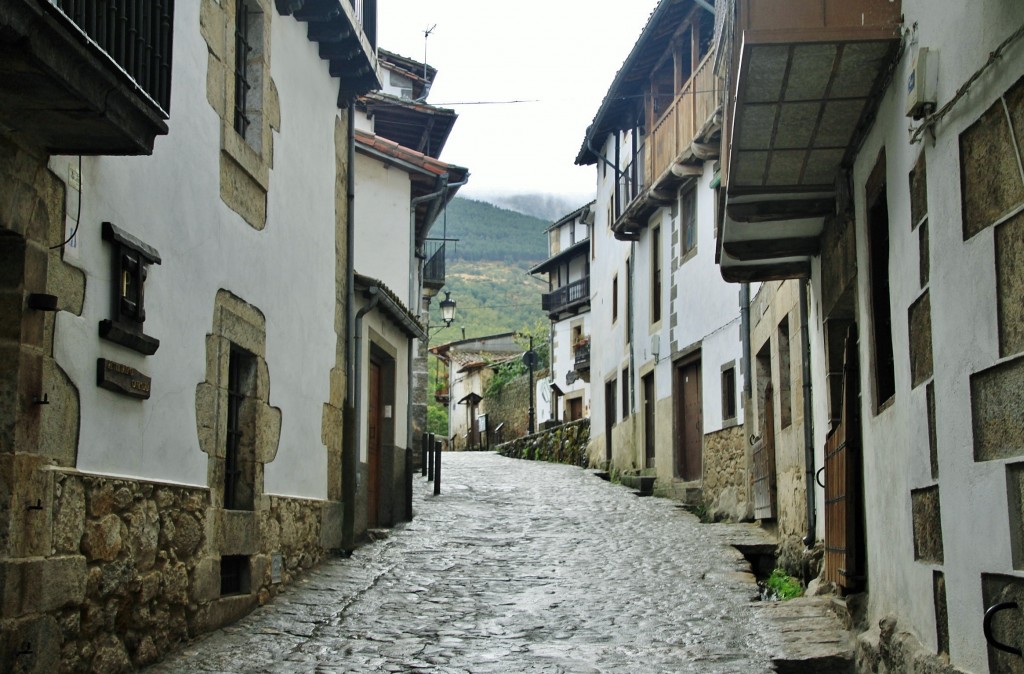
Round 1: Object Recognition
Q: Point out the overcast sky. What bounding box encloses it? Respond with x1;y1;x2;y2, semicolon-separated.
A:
377;1;657;202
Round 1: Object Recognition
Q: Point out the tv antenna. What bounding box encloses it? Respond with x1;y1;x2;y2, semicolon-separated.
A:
423;24;436;82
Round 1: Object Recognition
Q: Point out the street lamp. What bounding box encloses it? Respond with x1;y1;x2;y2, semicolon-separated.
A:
439;291;456;327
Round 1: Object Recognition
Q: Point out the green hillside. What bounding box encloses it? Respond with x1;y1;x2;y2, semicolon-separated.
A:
430;197;549;264
424;198;553;435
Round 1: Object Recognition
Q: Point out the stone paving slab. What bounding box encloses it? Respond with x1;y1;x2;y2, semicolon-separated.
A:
146;452;847;673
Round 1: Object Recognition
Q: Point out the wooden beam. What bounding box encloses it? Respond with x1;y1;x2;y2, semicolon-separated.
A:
723;236;820;260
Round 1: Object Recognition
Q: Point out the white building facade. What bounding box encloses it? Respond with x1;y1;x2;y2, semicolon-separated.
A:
579;0;749;517
718;0;1024;672
531;203;594;427
0;1;380;670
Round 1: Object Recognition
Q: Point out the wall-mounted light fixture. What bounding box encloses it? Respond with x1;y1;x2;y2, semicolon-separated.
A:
439;291;456;327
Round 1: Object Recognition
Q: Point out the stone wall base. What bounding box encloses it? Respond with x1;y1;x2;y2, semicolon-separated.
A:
2;467;335;673
855;615;966;674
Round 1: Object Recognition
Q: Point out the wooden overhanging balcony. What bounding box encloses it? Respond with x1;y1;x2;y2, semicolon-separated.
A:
276;0;380;100
718;0;903;282
541;276;590;319
613;50;722;240
0;0;174;155
434;384;450;405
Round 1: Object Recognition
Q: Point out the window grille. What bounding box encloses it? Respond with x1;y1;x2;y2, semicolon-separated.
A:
234;1;254;137
225;346;255;510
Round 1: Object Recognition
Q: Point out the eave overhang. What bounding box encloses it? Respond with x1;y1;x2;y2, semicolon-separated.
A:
276;0;381;101
0;0;171;155
529;239;590;275
354;129;469;240
719;0;902;282
354;273;426;341
576;0;698;166
357;91;457;158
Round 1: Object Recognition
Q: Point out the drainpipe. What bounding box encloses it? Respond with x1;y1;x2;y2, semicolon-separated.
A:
740;284;751;398
800;278;817;547
343;104;358;552
628;242;636;416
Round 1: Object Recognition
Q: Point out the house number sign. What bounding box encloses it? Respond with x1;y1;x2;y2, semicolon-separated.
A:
96;358;152;400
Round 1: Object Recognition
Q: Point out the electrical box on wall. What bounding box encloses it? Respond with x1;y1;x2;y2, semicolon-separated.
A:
906;47;937;119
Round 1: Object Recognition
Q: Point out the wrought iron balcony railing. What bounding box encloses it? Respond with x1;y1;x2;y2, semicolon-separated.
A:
52;0;174;113
541;276;590;315
423;239;446;291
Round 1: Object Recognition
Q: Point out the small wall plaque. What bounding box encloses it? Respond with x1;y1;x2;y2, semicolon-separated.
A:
96;358;151;400
271;553;283;584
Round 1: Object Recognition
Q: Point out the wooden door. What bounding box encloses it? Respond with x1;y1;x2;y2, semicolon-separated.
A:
567;397;583;421
468;401;479;448
368;360;382;528
824;326;865;591
675;361;703;481
604;380;616;463
752;383;777;519
643;373;656;469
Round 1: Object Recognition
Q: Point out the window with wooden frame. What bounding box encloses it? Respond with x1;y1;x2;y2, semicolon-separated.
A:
680;187;697;260
625;255;632;345
867;150;896;411
612;274;619;323
100;221;161;355
721;363;737;424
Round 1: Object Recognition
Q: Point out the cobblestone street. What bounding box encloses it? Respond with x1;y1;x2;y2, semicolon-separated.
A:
147;452;787;673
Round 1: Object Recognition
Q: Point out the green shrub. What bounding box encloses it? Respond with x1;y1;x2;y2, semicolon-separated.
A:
764;568;803;600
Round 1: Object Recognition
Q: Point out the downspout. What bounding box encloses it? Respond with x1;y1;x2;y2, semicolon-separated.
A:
740;284;751;397
628;242;636;416
343;104;358;552
800;278;817;547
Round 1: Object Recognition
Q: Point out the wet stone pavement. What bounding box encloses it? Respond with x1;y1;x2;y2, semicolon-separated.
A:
148;452;784;673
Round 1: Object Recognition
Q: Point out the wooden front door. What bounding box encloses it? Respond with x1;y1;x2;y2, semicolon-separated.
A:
368;360;382;528
604;380;616;463
468;401;479;448
824;326;866;592
642;373;656;469
567;397;583;421
752;383;777;519
675;361;703;481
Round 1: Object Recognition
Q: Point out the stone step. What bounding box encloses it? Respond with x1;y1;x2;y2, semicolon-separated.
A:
618;474;655;495
756;596;854;674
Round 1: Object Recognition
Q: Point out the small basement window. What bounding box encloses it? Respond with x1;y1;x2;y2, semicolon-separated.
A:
220;555;251;596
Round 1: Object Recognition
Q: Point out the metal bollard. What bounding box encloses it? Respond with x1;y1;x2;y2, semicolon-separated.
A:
433;439;441;495
421;432;428;477
405;447;414;521
427;433;435;482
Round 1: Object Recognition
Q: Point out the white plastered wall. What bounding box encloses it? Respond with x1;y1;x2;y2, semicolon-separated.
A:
51;6;342;499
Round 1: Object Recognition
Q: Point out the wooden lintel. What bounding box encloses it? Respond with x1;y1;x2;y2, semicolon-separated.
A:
727;197;834;223
720;260;811;283
723;236;820;261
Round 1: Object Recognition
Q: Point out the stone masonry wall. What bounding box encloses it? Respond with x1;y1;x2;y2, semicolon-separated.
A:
497;419;590;468
482;371;535;445
702;425;752;522
2;470;331;673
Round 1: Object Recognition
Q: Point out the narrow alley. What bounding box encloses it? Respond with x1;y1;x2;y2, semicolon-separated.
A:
146;452;803;673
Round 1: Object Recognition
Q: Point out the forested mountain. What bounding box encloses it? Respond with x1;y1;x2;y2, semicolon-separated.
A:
430;197;549;264
424;197;555;434
424;197;551;344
